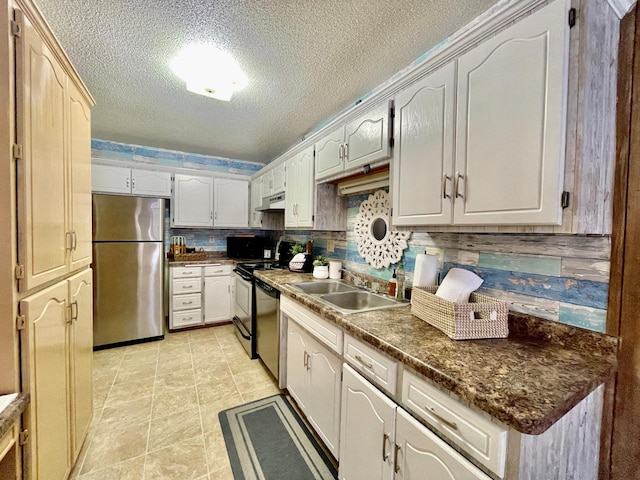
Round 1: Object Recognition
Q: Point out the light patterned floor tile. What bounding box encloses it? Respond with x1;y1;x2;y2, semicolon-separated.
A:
151;385;199;419
144;434;208;480
76;455;145;480
104;377;154;408
196;377;240;405
148;407;203;452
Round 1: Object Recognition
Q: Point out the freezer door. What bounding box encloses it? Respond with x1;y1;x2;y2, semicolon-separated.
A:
93;242;164;347
93;194;164;241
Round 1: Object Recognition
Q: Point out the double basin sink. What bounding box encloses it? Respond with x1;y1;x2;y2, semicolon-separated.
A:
291;279;408;314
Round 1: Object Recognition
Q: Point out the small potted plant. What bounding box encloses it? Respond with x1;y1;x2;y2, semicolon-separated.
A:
313;255;329;279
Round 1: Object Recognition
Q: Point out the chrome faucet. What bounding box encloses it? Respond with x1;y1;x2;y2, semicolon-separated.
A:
341;269;368;289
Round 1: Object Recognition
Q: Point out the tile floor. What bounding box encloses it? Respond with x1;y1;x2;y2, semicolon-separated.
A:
71;324;281;480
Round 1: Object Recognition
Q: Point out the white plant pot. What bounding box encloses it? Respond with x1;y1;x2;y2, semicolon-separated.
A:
313;265;329;279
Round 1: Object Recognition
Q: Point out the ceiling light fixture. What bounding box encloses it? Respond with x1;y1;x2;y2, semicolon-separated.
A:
170;43;248;101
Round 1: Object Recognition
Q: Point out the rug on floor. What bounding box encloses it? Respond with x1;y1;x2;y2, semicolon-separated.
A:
219;394;338;480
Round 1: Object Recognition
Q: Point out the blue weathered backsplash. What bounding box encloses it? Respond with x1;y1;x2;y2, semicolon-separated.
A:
284;191;610;333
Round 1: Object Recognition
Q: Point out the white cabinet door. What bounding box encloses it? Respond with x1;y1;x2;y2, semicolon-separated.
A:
392;62;456;226
131;169;172;197
345;101;392;171
339;364;396;480
307;335;342;459
91;164;131;194
315;125;345;181
171;174;214;227
203;275;231;324
454;0;568;225
271;162;286;195
395;409;490;480
214;178;249;227
250;177;263;228
286;320;311;412
295;146;314;228
284;155;298;227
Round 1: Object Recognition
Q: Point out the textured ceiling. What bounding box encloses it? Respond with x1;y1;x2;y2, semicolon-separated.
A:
35;0;498;164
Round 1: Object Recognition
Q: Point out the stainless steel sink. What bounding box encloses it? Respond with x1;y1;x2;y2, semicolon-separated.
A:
290;279;407;314
292;280;359;295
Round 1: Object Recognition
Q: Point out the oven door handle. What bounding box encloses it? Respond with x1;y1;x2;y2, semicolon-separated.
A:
232;316;251;340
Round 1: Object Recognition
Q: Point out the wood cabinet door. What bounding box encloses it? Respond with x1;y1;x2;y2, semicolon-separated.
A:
214;178;249;227
294;146;315;228
68;82;93;271
339;364;396;480
271;162;286;195
171;174;214;227
91;165;131;194
345;101;391;170
395;409;490;480
15;10;69;292
20;280;71;480
454;0;568;225
250;178;263;228
286;320;311;411
68;269;93;460
204;275;231;323
315;125;345;181
392;62;456;226
307;336;342;459
131;169;172;197
284;156;298;227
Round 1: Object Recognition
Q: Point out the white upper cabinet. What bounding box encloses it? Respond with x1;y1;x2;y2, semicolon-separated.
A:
315;101;392;182
131;169;172;197
392;61;456;226
171;174;214;227
213;178;249;228
285;146;314;228
92;165;172;198
454;0;568;225
250;177;263;228
391;0;569;227
262;161;286;197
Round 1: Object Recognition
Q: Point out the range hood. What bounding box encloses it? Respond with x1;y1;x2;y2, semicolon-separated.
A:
336;170;389;196
255;193;285;211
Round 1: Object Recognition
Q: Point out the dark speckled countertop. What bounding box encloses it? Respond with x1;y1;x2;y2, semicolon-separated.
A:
0;393;29;439
255;270;618;435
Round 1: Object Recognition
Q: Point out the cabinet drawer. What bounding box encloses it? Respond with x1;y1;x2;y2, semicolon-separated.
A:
344;334;398;395
172;266;202;278
401;369;508;477
172;293;202;311
281;296;343;354
172;309;202;328
172;278;202;293
204;264;232;276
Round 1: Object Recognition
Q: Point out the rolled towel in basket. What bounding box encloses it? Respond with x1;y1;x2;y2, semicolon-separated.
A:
413;254;438;287
435;268;483;303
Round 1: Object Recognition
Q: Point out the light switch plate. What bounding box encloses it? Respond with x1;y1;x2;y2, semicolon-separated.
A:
327;239;335;252
209;236;215;243
264;249;272;259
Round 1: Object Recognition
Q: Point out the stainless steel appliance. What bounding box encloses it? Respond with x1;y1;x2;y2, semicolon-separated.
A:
255;277;280;380
92;194;165;349
232;265;255;357
227;235;268;259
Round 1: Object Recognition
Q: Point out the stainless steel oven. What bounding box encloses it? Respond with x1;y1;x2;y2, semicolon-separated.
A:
232;266;255;358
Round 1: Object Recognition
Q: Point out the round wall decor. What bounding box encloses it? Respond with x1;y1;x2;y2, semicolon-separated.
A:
354;190;410;269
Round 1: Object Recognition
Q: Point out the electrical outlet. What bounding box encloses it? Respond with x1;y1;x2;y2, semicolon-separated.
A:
425;248;444;269
326;239;335;252
209;236;215;243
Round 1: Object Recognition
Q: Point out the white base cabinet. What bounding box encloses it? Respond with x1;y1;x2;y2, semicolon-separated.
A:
286;318;342;458
339;365;490;480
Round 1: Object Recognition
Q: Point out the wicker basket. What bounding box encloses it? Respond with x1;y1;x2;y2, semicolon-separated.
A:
168;252;208;261
411;286;509;340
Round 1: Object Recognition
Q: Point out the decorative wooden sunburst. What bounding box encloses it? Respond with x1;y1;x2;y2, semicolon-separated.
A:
354;190;410;269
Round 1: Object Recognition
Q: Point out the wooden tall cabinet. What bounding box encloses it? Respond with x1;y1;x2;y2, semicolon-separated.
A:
3;0;95;478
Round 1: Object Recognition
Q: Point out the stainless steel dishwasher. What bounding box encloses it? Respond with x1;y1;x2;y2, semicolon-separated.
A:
255;277;280;380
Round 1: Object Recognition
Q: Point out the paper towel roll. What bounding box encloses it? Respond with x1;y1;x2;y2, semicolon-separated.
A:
413;254;438;287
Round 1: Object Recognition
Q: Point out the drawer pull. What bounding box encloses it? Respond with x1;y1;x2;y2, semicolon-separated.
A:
182;285;193;289
393;443;401;473
183;317;192;321
427;406;458;431
182;301;193;305
382;433;389;461
183;271;193;275
355;355;373;369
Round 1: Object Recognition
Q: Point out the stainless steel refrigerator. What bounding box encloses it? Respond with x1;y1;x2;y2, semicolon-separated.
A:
92;194;165;348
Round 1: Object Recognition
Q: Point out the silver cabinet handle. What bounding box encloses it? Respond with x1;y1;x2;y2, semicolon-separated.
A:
182;301;193;305
339;144;344;161
126;177;130;189
344;142;349;160
443;174;451;199
66;231;73;251
454;172;464;198
382;433;389;461
132;178;136;189
182;285;193;289
394;444;401;473
183;316;192;321
355;354;373;369
72;231;77;251
210;211;213;220
183;271;194;275
426;406;458;430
